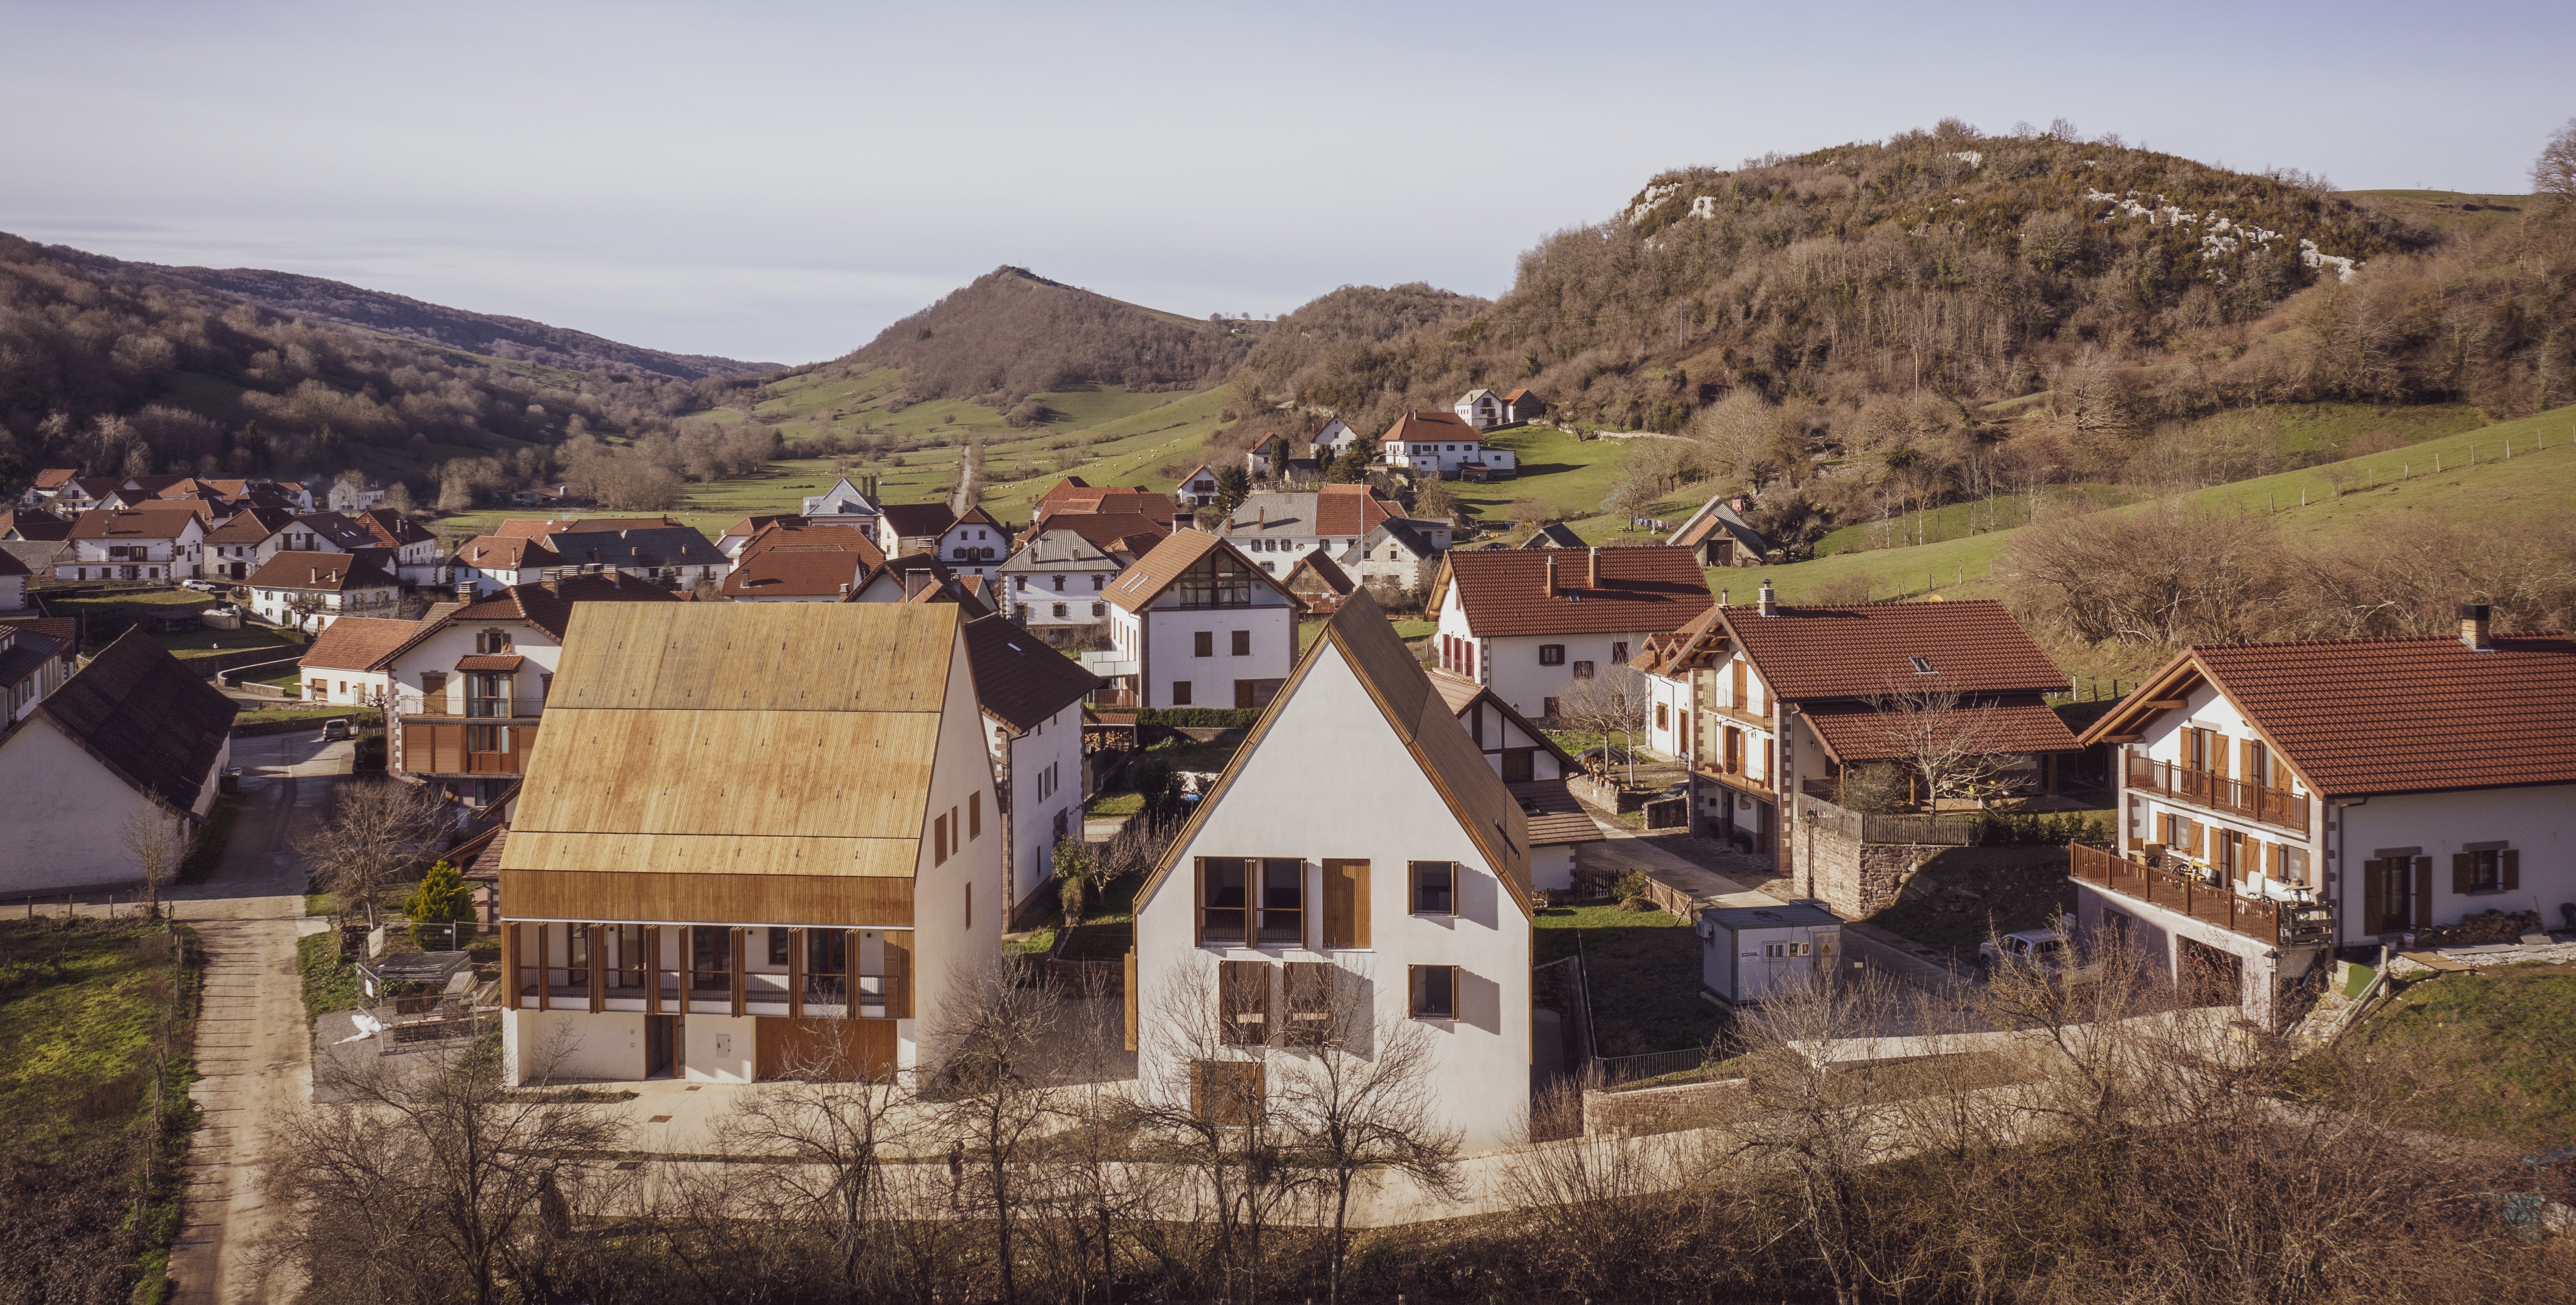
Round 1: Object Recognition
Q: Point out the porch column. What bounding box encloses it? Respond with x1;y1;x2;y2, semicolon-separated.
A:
588;924;605;1013
731;928;746;1018
501;922;519;1010
789;927;804;1020
645;925;661;1016
536;924;549;1013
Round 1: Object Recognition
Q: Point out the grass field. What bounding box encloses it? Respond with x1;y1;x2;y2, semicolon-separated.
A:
1445;426;1633;526
1747;402;2576;607
153;625;295;658
2311;963;2576;1148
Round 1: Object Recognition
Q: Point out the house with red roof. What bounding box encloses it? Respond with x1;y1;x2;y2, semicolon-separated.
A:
1628;583;2080;908
246;551;402;632
1382;410;1517;478
2071;606;2576;1020
1429;544;1713;725
57;506;208;581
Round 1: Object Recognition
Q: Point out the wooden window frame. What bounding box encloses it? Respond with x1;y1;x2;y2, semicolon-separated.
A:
1284;960;1334;1046
1195;630;1214;657
1257;857;1304;946
1197;856;1248;945
1537;644;1565;666
1408;964;1459;1020
1321;860;1370;949
1220;959;1272;1046
933;813;950;864
1410;860;1455;916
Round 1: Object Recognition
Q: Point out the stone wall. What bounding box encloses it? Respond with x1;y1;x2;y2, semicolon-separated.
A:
1787;817;1940;919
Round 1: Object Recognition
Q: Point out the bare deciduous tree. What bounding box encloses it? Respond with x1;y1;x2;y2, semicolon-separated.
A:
713;1040;923;1301
923;960;1063;1305
296;778;447;927
2533;117;2576;203
1553;661;1651;784
1865;677;2016;808
123;800;191;919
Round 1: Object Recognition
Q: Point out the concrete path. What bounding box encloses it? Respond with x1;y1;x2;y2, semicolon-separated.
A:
1577;819;1966;991
165;730;349;1305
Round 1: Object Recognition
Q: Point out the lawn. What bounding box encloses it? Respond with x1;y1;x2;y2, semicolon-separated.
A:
1860;845;2079;967
2309;964;2576;1149
153;625;295;659
1445;426;1632;527
297;931;364;1020
40;587;213;612
231;704;374;728
1057;872;1143;961
1536;899;1729;1056
1750;402;2576;607
0;918;202;1298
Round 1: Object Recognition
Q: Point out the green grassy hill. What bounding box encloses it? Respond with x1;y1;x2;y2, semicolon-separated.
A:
1743;403;2576;608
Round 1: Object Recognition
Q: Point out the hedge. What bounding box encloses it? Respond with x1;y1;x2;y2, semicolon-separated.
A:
1975;809;2113;846
1134;707;1263;730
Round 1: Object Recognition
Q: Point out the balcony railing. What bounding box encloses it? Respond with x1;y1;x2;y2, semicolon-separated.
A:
2069;844;2332;947
1791;791;1981;846
2124;755;2309;835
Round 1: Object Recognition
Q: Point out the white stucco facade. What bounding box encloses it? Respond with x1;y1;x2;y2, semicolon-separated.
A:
1432;597;1658;725
991;703;1088;917
0;717;226;893
1106;583;1297;711
1132;639;1533;1154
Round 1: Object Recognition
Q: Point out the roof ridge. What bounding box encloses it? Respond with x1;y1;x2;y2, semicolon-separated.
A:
2192;630;2574;651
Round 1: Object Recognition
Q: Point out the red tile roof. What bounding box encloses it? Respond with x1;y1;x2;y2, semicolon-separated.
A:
453;536;567;571
1800;695;2081;763
1719;600;2067;700
1437;546;1713;638
32;469;74;491
721;546;873;598
353;508;434;549
299;615;426;671
1381;410;1480;444
877;502;958;539
735;519;885;570
435;572;679;641
204;506;298;545
67;506;203;540
0;511;73;542
2085;633;2576;797
1021;512;1169;554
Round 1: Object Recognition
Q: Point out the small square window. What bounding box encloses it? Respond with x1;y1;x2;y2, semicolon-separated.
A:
1091;602;1106;618
1538;644;1565;666
1171;680;1193;706
1195;631;1214;657
1410;860;1454;915
1571;661;1594;679
1409;964;1457;1020
1231;629;1251;656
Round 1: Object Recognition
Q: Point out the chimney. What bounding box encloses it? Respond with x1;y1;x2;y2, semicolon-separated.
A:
1543;553;1558;598
1758;577;1777;617
1719;587;1729;607
1587;546;1600;590
1731;497;1746;512
455;579;474;602
2460;602;2493;651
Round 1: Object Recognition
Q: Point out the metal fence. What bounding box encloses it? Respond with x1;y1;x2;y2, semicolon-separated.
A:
1585;1046;1716;1091
1792;791;1980;846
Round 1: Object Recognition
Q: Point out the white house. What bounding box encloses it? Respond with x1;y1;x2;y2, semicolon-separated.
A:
1633;587;2079;895
247;551;403;632
0;549;26;613
1246;434;1284;478
0;619;77;720
1101;532;1302;710
1453;388;1506;431
451;535;569;595
1382;411;1517;477
717;521;884;602
1428;672;1601;892
998;526;1129;629
1129;591;1534;1153
56;506;207;581
961;614;1102;917
1208;486;1407;578
0;631;234;894
199;507;300;581
350;508;443;586
1313;419;1361;460
1173;465;1222;509
801;476;883;526
2072;608;2576;1021
874;503;963;559
326;476;388;514
297;615;421;706
1429;545;1713;722
496;601;1000;1086
1334;519;1449;605
1668;494;1769;567
377;572;679;806
930;506;1010;578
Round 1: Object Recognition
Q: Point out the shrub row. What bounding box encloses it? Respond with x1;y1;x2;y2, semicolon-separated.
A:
1133;707;1263;729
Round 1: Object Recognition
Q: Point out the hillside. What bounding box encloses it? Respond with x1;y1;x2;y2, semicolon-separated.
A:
801;265;1255;415
51;251;776;381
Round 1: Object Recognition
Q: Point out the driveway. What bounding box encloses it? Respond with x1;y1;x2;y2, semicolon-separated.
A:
166;729;350;1305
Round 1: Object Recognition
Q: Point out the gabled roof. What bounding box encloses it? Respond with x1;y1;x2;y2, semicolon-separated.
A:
961;614;1101;733
15;629;235;813
735;519;886;569
999;526;1123;571
1140;589;1531;918
353;508;434;549
0;510;73;542
68;506;204;540
2078;632;2576;797
952;505;1002;532
1433;546;1713;638
1382;410;1480;444
501;603;967;881
1503;388;1535;403
1428;671;1584;776
454;535;567;571
545;525;727;570
246;550;399;591
1519;522;1586;549
0;624;71;687
1035;486;1176;530
299;615;427;671
420;572;680;645
1458;388;1498;403
1284;550;1354;598
289;510;381;552
1669;495;1767;555
31;469;75;491
1717;600;2067;701
1630;605;1726;678
203;506;298;545
1105;531;1298;615
720;546;874;598
877;502;959;539
1019;511;1169;555
722;514;802;541
1801;696;2081;763
0;548;25;579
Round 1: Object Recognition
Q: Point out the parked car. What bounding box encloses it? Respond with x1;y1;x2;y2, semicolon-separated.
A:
181;578;222;592
322;717;354;741
1980;928;2073;973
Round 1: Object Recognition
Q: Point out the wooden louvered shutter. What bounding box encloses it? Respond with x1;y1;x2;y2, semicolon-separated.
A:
2362;861;2386;932
2452;853;2473;895
1192;857;1205;946
2239;740;2256;787
2502;850;2520;891
884;932;912;1019
2412;857;2434;929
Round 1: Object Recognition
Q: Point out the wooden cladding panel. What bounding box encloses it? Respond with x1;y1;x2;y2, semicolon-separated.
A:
512;709;938;841
399;721;536;777
754;1016;897;1082
502;870;915;927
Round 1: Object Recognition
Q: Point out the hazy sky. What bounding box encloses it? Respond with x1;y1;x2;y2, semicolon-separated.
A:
4;1;2566;365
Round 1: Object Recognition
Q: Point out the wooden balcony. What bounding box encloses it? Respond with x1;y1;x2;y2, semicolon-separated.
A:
2124;755;2309;835
399;718;537;777
2069;844;2330;946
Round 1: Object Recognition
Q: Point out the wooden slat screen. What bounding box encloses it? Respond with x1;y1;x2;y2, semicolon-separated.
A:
1321;860;1369;949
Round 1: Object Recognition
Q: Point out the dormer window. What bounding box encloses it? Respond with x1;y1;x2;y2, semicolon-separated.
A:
1908;656;1934;674
478;629;513;655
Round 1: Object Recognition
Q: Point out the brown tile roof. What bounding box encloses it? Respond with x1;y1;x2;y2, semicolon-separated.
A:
545;526;726;570
721;514;801;540
736;519;885;568
1106;531;1296;615
1036;485;1175;528
203;506;298;545
455;653;526;673
1719;600;2067;701
22;629;235;812
962;614;1101;733
2083;633;2576;797
1436;546;1713;638
1503;388;1534;403
1509;779;1603;846
1;511;73;542
353;508;434;549
877;502;958;539
298;615;426;671
68;506;203;540
1285;550;1355;598
248;551;399;592
1801;695;2081;763
32;469;74;491
453;535;567;571
721;547;874;598
1024;512;1170;554
290;511;381;552
1381;410;1480;444
436;572;679;641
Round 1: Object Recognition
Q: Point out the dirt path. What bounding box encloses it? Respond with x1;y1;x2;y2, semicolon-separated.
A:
165;731;347;1305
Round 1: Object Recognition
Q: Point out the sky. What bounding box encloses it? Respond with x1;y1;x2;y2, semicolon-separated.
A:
2;0;2567;366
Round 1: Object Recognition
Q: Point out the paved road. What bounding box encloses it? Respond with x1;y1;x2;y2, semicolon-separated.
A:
166;730;349;1305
